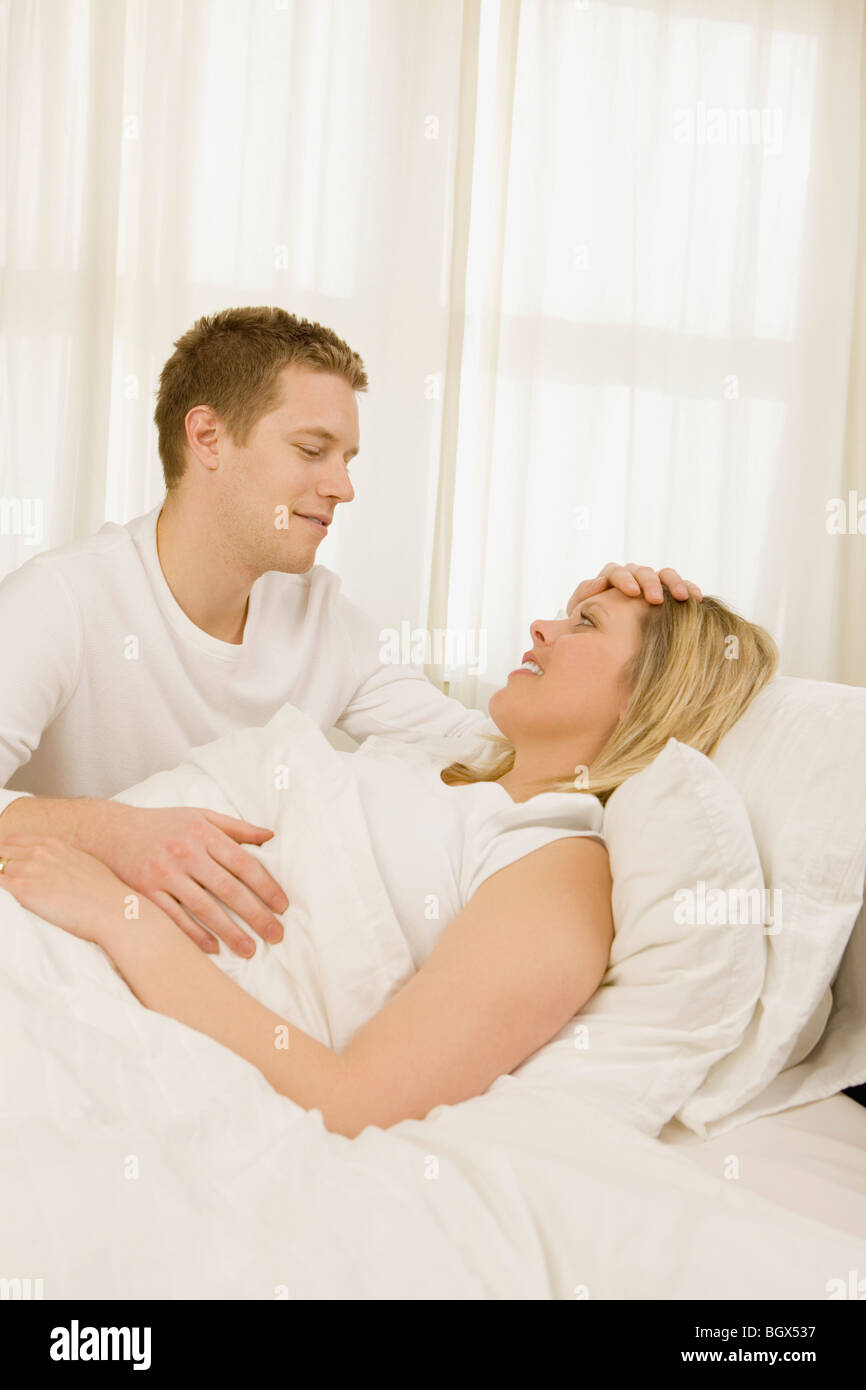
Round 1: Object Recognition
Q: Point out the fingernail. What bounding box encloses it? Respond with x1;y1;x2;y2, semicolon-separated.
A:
273;895;288;912
266;926;282;943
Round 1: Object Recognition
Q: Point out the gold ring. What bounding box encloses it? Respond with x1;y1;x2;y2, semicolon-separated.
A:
0;857;7;874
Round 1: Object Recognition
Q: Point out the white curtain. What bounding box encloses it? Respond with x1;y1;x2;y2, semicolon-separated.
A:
430;0;866;704
0;0;471;638
1;0;863;705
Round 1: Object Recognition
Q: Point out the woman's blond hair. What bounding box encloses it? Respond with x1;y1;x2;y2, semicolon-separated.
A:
441;587;779;805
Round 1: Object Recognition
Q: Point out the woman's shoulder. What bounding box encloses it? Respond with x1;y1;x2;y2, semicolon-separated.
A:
458;781;605;834
457;785;606;906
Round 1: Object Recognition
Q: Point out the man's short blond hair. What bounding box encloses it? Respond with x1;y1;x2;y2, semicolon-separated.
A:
154;306;368;489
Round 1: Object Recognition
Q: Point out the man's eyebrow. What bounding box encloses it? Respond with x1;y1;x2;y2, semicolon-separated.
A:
290;426;360;460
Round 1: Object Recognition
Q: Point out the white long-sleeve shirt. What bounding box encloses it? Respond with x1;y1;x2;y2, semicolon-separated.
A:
0;504;496;813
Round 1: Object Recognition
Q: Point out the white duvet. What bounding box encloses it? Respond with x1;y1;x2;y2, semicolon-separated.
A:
1;704;863;1299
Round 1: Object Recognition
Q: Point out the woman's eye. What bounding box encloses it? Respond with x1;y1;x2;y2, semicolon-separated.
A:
297;446;321;458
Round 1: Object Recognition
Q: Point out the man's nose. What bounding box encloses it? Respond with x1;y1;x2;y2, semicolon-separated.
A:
319;460;354;504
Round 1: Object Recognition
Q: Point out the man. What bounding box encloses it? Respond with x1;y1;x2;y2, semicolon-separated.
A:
0;306;700;955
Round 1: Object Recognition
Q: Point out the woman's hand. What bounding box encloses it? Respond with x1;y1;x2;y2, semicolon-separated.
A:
567;562;702;615
0;834;132;944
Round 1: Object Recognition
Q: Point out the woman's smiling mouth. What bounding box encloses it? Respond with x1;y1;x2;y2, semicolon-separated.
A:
508;657;544;678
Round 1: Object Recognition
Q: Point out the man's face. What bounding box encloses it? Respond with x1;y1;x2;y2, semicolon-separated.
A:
212;364;360;574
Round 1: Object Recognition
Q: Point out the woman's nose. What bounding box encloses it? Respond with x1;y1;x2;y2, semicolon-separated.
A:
530;618;555;645
530;615;571;646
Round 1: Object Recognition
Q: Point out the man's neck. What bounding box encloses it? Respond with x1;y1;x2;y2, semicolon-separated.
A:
155;496;257;645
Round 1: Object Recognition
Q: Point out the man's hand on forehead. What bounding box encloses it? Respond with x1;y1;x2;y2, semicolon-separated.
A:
566;563;703;617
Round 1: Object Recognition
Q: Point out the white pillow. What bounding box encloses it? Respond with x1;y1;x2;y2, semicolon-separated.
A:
676;675;866;1136
508;737;767;1136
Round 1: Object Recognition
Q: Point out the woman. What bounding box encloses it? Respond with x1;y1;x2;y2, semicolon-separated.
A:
0;584;778;1139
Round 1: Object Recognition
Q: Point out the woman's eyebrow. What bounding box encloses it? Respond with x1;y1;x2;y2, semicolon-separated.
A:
576;601;605;623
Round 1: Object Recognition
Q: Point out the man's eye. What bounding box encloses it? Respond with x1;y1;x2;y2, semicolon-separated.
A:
577;613;595;627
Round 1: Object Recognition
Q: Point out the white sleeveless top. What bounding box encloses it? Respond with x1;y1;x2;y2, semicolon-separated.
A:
337;736;606;968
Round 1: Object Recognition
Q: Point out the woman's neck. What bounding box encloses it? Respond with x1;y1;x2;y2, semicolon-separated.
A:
495;748;580;802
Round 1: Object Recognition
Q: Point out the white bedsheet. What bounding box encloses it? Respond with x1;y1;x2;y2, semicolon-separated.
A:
660;1093;866;1245
1;704;864;1299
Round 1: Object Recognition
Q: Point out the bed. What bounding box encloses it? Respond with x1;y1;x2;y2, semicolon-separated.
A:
1;675;864;1300
660;1093;866;1250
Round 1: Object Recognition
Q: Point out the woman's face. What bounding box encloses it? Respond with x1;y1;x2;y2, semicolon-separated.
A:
489;588;650;767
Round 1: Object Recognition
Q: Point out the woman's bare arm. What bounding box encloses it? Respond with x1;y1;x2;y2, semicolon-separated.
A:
335;836;613;1135
0;832;613;1138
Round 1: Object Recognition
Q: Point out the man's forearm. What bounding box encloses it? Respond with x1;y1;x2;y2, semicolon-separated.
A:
0;794;128;855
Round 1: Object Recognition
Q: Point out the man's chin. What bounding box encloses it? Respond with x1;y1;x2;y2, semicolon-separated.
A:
266;547;317;576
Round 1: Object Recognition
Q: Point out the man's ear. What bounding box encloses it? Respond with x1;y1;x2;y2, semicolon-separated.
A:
184;405;223;472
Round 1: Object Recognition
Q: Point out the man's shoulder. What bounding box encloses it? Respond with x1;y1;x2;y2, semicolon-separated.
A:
19;508;149;567
306;564;383;636
264;561;371;619
0;508;154;601
256;563;380;661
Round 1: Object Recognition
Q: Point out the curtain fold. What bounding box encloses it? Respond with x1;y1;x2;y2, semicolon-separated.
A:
426;0;483;688
838;5;866;687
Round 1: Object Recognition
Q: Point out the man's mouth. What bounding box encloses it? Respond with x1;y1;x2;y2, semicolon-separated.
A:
295;513;331;531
